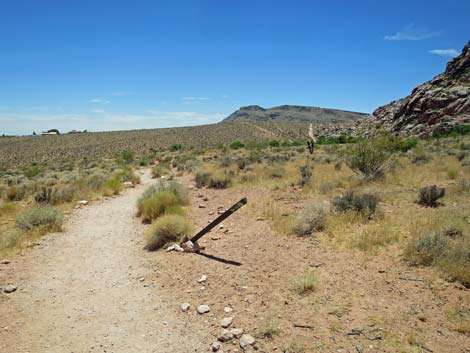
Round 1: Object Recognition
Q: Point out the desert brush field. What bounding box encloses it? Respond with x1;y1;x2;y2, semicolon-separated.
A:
1;129;469;353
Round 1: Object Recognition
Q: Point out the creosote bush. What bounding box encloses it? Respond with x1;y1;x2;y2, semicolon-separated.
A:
332;191;379;218
345;139;391;180
417;185;445;207
144;214;191;251
16;206;63;231
292;205;325;236
194;169;231;189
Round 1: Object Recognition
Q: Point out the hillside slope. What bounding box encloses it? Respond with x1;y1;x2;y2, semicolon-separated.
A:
364;42;470;135
222;105;367;123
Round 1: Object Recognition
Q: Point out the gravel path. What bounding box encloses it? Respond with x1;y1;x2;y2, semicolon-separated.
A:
0;170;206;353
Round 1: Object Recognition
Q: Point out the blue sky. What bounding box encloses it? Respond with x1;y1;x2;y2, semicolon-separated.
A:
0;0;469;135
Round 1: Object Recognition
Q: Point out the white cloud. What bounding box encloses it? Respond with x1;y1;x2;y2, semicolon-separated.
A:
88;98;110;104
429;49;459;57
111;91;134;96
0;110;225;135
385;25;441;41
181;96;211;104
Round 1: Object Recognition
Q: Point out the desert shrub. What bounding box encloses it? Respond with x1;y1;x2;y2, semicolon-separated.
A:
293;270;318;294
118;149;135;165
457;179;470;193
230;140;245;149
0;202;16;216
208;171;231;189
298;164;313;187
34;186;55;204
169;144;183;151
235;157;250;170
0;229;23;250
409;149;432;165
417;185;445;207
144;214;191;251
447;168;459;179
292;205;325;236
165;181;190;205
269;166;286;178
16;206;63;231
105;173;123;195
138;156;151;166
258;319;280;339
140;191;182;222
447;308;470;335
195;170;211;188
405;230;470;287
332;191;379;218
51;184;78;204
5;185;27;201
345;139;391;180
152;164;170;178
86;174;107;191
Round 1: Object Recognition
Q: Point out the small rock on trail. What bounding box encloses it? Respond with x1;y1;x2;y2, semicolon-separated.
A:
197;304;210;314
2;285;17;294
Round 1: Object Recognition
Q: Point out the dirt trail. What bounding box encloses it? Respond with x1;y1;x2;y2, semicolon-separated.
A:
0;170;207;353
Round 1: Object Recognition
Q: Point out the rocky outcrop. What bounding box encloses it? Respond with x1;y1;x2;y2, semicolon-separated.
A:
223;105;367;124
364;42;470;136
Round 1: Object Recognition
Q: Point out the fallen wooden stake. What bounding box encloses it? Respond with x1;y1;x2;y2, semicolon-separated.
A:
399;277;424;282
178;198;248;252
293;323;315;329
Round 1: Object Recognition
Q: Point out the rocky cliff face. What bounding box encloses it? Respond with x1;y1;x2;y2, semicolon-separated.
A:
364;42;470;136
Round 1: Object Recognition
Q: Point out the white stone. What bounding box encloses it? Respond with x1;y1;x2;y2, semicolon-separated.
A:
221;317;233;328
180;303;190;312
77;200;89;206
230;328;244;339
217;329;234;342
239;334;255;348
224;306;233;313
211;341;221;352
198;275;207;283
197;304;210;314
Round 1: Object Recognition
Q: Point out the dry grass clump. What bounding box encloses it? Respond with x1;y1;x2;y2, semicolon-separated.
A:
16;206;63;231
298;164;313;187
405;223;470;287
292;204;326;236
144;214;191;251
257;318;281;339
194;169;232;189
352;227;400;252
137;181;189;223
151;163;170;178
417;185;445;207
447;307;470;335
104;173;124;195
293;269;318;294
332;191;379;219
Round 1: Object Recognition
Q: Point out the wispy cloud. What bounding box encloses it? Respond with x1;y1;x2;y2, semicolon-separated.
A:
88;98;110;104
111;91;134;96
385;25;441;41
429;49;459;57
181;96;211;104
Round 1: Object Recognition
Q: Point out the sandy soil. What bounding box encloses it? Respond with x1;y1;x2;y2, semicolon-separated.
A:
0;170;209;353
1;170;469;353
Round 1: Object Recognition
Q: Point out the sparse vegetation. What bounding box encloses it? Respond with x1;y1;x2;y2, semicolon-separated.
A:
293;269;318;294
345;139;391;180
332;191;379;218
417;185;445;207
16;206;63;231
144;214;191;251
292;204;325;236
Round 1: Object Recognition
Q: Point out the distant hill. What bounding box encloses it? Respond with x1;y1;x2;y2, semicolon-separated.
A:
222;105;368;124
363;41;470;136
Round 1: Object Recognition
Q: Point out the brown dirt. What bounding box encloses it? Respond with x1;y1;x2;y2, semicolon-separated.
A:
1;170;469;353
0;170;209;353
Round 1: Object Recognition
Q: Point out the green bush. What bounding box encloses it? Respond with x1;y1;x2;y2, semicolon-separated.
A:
345;139;391;180
230;140;245;149
16;206;63;231
332;191;379;218
144;214;191;251
118;149;135;164
152;164;170;178
292;205;325;236
105;173;123;195
195;170;211;188
140;191;182;222
208;171;231;189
